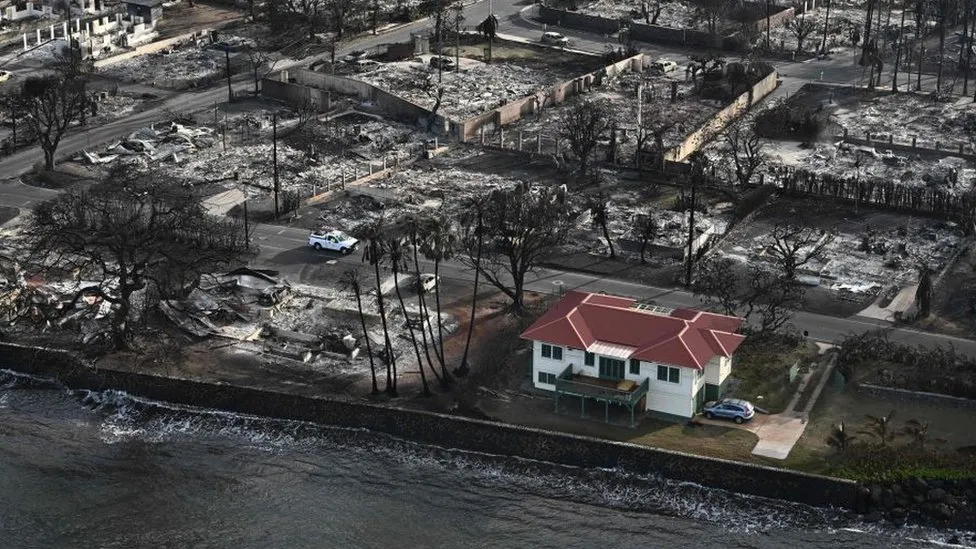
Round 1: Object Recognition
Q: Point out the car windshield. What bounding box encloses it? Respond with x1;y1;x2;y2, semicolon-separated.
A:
334;232;351;241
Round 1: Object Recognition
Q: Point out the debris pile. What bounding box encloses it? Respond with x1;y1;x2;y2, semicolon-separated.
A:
354;59;573;120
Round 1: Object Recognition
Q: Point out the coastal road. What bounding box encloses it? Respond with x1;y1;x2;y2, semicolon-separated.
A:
248;222;976;357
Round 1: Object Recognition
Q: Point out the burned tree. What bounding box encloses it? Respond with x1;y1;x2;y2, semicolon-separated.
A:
26;168;249;350
632;211;658;264
693;257;802;334
765;224;834;281
639;0;663;24
692;0;734;37
719;113;768;187
789;15;819;54
587;191;615;259
559;98;616;174
244;45;279;94
19;75;89;170
458;183;576;314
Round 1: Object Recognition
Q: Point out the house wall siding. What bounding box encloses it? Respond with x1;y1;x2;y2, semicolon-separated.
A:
530;339;726;419
645;362;696;418
531;340;570;390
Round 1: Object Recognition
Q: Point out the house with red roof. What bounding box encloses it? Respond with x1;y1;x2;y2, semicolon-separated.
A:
520;290;746;425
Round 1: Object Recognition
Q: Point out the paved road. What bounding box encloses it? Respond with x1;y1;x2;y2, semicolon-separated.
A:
1;0;973;356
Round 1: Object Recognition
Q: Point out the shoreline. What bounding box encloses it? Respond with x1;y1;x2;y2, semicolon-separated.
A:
0;340;859;511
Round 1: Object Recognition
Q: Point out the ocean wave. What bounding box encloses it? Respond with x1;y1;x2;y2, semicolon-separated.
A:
51;386;976;545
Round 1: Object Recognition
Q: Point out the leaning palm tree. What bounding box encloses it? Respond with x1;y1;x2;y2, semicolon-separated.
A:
419;209;457;385
456;196;485;377
340;268;378;395
387;230;433;397
358;216;397;396
405;214;442;385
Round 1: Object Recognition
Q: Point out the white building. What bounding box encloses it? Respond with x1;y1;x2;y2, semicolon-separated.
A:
520;291;746;426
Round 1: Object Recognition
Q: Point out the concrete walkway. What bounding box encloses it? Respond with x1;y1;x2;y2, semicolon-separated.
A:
698;352;838;460
857;284;919;323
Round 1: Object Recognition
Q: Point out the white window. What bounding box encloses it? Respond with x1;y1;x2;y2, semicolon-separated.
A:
657;365;680;384
541;344;562;360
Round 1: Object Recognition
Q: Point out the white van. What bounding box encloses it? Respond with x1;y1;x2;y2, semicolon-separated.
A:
649;59;678;75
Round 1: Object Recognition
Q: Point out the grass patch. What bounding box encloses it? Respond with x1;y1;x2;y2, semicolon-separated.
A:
625;421;759;462
727;334;819;413
827;444;976;482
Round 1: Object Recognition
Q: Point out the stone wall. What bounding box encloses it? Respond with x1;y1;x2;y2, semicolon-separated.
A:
537;6;621;35
663;68;778;162
0;342;859;510
857;383;976;411
262;69;453;136
457;54;644;142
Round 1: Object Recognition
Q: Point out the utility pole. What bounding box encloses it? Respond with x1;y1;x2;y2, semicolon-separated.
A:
243;197;250;249
893;7;907;91
820;0;831;54
685;180;697;288
455;3;461;73
273;112;280;219
225;49;233;103
918;44;924;90
765;0;771;50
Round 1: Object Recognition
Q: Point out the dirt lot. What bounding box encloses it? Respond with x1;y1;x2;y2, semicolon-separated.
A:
784;382;976;475
767;85;976;193
922;242;976;337
353;42;601;120
155;2;245;37
712;196;964;307
499;69;724;157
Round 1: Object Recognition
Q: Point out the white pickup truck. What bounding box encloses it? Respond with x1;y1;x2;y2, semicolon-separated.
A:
308;230;359;254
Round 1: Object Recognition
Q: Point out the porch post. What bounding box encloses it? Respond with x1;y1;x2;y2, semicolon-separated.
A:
554;391;559;413
630;405;635;428
580;397;585;418
605;401;609;422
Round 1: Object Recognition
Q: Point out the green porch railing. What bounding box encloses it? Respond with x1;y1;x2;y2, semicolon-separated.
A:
554;364;650;419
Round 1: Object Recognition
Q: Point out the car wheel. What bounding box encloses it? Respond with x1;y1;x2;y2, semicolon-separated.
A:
340;247;349;255
734;416;744;424
313;243;322;250
705;412;714;420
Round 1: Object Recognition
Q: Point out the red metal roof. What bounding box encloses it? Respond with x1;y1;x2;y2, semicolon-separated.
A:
520;291;746;370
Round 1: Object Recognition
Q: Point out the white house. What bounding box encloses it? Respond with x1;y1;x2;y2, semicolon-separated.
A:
520;291;746;425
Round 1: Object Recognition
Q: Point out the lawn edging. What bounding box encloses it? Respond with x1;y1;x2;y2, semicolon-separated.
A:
0;341;858;510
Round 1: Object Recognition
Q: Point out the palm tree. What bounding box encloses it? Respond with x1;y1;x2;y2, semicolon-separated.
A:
340;268;378;395
826;420;855;451
359;216;397;396
419;209;458;385
405;214;442;386
387;230;433;397
861;409;898;446
457;197;485;377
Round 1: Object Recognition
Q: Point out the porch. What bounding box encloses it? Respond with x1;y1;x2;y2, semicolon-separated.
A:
553;364;650;428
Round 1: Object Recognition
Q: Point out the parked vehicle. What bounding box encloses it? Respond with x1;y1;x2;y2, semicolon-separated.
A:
342;49;370;63
353;59;380;72
541;31;570;47
703;398;756;424
429;56;456;70
0;71;11;84
649;59;678;75
416;273;438;293
308;230;359;254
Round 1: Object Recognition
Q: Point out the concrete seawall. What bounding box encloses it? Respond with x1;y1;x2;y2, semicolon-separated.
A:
0;342;859;510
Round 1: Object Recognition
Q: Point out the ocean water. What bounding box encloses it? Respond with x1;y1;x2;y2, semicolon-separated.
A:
0;369;971;549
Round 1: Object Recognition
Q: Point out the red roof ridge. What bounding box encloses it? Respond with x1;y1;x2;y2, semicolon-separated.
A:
520;291;745;369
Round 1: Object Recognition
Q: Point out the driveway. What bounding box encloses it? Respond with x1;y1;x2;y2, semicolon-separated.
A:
697;413;809;460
